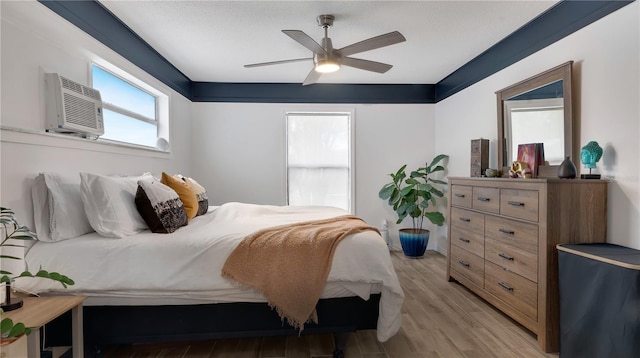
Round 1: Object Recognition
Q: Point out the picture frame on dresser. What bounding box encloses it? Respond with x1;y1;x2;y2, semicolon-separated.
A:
446;177;607;353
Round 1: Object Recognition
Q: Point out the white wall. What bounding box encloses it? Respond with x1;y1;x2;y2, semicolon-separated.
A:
0;1;193;229
191;103;443;251
2;0;638;254
436;2;640;250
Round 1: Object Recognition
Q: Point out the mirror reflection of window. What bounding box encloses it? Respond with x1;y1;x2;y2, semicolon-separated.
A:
505;98;564;165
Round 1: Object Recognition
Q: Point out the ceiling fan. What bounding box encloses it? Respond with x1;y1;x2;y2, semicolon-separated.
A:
244;14;406;85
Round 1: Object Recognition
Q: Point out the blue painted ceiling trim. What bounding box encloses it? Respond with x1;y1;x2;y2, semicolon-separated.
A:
191;82;435;104
435;0;635;102
38;0;634;104
38;0;192;99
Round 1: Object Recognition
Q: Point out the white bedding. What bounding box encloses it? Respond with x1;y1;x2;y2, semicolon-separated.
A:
18;202;404;341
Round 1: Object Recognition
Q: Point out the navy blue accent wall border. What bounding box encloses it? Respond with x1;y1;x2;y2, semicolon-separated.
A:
38;0;192;99
38;0;634;104
191;82;435;104
435;0;634;102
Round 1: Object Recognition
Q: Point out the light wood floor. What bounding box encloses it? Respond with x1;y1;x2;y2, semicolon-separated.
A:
104;251;558;358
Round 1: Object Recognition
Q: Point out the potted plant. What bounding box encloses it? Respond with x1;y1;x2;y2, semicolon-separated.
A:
378;154;449;257
0;207;74;344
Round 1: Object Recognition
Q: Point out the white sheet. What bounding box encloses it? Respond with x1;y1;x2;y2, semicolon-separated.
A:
18;202;404;341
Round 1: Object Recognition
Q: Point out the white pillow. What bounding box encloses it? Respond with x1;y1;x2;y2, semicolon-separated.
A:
79;172;151;238
32;174;52;241
31;173;94;242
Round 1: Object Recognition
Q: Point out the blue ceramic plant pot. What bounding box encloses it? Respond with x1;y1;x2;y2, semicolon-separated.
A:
399;228;429;258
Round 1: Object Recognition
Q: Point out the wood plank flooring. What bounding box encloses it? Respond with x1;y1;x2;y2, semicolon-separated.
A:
104;251;558;358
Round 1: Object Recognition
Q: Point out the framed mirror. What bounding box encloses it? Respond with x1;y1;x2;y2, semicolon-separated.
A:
496;61;574;176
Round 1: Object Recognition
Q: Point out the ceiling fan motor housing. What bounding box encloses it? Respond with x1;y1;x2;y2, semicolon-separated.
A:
317;14;335;28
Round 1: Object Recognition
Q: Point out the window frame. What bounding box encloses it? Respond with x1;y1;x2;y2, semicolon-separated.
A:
285;111;355;213
89;62;169;150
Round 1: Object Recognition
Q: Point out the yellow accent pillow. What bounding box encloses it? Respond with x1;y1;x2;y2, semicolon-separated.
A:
161;172;198;220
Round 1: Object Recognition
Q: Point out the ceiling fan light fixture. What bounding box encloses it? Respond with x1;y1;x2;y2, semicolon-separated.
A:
315;60;340;73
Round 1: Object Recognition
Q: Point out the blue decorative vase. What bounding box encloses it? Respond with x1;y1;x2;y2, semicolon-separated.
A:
399;229;429;258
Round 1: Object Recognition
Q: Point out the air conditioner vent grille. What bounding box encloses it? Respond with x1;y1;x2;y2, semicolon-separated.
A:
61;77;83;95
63;92;100;129
82;87;101;101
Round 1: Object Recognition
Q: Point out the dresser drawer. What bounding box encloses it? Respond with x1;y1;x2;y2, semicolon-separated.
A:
451;225;484;257
501;189;539;222
485;236;538;282
472;187;500;213
451;207;484;232
451;185;472;208
450;245;484;288
485;261;537;321
485;215;538;254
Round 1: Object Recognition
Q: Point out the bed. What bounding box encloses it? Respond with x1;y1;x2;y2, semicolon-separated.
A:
18;174;405;358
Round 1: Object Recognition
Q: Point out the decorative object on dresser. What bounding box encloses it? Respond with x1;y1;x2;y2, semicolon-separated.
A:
557;156;577;179
379;154;449;258
517;143;545;178
470;139;489;177
580;141;603;179
446;177;608;353
508;161;531;179
484;168;499;178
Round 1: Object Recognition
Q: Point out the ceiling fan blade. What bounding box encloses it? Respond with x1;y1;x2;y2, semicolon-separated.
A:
302;68;322;86
244;58;312;68
341;57;393;74
282;30;326;55
336;31;406;57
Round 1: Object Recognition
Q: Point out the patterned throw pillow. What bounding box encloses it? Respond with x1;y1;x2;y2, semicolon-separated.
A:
135;177;187;233
161;172;198;220
184;177;209;216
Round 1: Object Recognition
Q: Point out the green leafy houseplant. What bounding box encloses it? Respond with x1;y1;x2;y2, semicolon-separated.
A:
378;155;449;257
0;207;74;341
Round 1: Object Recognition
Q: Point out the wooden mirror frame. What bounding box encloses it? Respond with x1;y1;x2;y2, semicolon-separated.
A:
496;61;574;177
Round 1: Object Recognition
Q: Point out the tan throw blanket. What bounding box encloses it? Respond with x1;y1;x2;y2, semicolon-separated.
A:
221;215;380;330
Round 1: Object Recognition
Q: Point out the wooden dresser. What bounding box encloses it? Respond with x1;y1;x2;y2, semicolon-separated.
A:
446;177;607;353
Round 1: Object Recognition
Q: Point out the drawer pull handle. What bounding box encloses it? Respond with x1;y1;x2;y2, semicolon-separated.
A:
459;237;470;243
477;197;491;202
458;260;470;268
459;217;471;222
499;228;515;235
498;282;514;291
508;201;524;207
455;193;466;198
499;253;514;261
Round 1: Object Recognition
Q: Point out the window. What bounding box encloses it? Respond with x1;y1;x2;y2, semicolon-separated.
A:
286;112;353;212
90;64;160;148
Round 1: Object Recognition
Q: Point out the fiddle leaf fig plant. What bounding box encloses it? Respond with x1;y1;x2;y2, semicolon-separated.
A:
379;154;449;231
1;207;74;340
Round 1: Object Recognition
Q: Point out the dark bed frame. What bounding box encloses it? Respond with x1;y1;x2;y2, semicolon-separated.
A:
45;294;381;358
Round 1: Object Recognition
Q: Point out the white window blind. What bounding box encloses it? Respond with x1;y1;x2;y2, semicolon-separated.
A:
286;113;352;212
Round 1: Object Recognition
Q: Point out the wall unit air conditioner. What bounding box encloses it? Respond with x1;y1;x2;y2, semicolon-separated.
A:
45;73;104;136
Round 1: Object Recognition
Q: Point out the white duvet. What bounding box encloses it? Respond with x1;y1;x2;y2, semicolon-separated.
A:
18;202;404;341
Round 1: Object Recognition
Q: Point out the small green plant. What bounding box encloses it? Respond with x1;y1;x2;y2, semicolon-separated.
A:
1;207;74;340
1;308;31;339
379;154;449;231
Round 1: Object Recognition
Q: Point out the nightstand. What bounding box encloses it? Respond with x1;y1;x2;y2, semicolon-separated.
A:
1;296;84;358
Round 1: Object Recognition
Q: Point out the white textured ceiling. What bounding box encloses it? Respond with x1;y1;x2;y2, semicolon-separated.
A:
99;0;558;84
